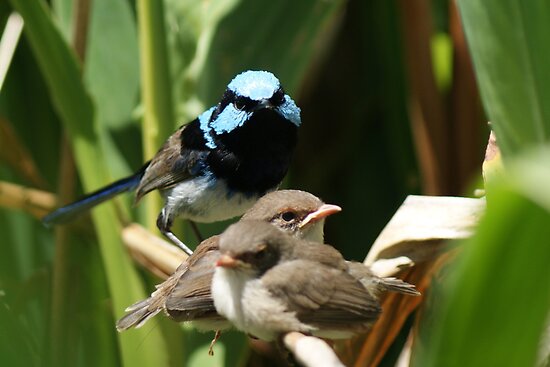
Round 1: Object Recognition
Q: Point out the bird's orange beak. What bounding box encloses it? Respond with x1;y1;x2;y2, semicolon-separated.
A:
216;254;239;268
299;204;342;228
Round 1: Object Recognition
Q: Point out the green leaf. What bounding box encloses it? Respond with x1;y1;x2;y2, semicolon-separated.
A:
7;0;170;366
458;0;550;156
416;148;550;367
85;0;140;130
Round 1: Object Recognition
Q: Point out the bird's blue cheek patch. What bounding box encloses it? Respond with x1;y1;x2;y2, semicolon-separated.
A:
210;104;251;135
199;107;217;149
276;96;302;127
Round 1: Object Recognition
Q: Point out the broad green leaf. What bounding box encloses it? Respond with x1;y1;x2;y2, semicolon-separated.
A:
7;1;170;366
416;148;550;367
458;0;550;156
85;0;140;130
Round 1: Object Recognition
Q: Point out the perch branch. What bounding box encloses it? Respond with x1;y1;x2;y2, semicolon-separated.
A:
283;332;345;367
121;223;187;279
0;180;56;218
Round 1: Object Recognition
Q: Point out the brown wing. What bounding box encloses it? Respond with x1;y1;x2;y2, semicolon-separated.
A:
289;241;348;270
262;260;381;331
135;121;208;201
164;236;220;321
116;235;220;329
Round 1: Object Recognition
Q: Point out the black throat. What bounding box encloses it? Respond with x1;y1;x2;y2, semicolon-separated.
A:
207;109;298;195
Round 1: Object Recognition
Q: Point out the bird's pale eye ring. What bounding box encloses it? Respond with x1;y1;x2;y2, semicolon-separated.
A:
281;211;296;222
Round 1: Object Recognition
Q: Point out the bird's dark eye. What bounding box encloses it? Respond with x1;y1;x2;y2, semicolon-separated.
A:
254;249;267;260
270;88;285;106
252;244;269;261
234;98;246;110
281;211;296;222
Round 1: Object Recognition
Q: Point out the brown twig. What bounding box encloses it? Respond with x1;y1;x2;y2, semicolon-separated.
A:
121;223;187;279
0;180;56;218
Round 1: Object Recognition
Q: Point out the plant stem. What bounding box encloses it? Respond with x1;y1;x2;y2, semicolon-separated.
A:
137;0;174;230
50;1;91;366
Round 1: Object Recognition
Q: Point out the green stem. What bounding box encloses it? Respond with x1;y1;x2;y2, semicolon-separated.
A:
50;1;90;365
137;0;174;230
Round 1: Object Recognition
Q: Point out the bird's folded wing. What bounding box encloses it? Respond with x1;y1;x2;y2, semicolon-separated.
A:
136;123;205;200
164;247;219;320
262;260;381;329
290;242;347;270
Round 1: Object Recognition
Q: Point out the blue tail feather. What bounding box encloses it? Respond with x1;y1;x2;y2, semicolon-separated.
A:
42;173;141;226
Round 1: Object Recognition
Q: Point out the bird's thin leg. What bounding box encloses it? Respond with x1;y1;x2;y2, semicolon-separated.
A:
164;231;194;256
208;330;222;356
157;210;194;256
189;221;204;242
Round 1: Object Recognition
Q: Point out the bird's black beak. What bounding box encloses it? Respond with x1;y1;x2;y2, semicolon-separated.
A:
257;99;274;110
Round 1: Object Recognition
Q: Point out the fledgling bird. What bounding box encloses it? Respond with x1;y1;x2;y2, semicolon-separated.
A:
115;190;342;332
212;221;420;341
42;70;302;255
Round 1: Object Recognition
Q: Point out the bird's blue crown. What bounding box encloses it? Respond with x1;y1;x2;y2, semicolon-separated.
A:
228;70;280;101
200;70;301;148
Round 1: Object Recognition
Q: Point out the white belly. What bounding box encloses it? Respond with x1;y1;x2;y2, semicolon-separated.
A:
163;175;258;223
212;268;312;341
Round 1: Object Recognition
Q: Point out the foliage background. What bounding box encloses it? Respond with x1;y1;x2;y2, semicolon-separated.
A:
1;0;549;366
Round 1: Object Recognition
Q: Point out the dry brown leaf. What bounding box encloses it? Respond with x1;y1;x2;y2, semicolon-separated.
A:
366;195;484;269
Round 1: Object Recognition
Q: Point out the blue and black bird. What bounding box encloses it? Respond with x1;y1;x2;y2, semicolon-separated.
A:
43;70;302;255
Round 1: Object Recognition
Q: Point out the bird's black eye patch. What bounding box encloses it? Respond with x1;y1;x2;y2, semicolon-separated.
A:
234;97;247;110
220;90;236;109
212;89;237;120
281;211;296;222
254;248;268;261
233;96;255;111
241;244;268;264
269;88;285;106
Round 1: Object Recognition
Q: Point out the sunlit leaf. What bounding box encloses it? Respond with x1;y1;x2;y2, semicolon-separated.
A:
458;0;550;155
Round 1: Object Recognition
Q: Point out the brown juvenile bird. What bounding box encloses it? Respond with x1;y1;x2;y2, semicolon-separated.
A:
212;221;420;341
116;190;341;332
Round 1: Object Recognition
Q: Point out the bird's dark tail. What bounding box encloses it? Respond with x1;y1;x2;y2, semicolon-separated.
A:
42;165;147;226
347;261;421;297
